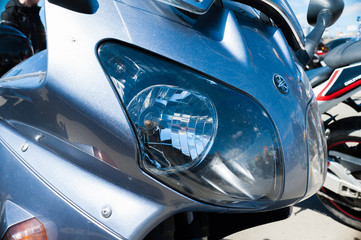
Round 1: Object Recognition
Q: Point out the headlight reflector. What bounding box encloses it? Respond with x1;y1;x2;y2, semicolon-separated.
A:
127;85;217;174
98;42;284;209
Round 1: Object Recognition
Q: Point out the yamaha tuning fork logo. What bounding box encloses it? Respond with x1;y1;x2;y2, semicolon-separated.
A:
273;74;289;94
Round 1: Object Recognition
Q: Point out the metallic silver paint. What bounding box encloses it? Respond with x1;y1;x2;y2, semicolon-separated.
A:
0;0;324;239
0;201;35;239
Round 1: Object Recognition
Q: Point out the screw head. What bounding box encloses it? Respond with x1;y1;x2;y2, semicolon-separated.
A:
21;143;29;152
101;206;112;218
34;134;44;142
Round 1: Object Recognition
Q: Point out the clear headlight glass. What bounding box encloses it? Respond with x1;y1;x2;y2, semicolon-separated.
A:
305;98;327;198
98;42;284;209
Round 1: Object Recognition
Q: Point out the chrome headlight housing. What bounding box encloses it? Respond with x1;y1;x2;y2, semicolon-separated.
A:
98;42;284;209
305;98;327;198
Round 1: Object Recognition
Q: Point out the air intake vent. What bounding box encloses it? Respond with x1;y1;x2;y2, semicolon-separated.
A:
48;0;98;14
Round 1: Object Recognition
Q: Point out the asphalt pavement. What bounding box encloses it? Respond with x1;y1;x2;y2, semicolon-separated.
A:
225;195;361;240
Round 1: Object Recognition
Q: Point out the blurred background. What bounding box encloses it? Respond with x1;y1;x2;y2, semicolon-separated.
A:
288;0;361;40
0;0;44;20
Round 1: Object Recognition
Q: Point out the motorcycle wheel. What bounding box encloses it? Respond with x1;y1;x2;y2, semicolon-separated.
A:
317;116;361;230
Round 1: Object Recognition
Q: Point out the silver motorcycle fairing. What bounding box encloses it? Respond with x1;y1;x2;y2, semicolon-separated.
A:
0;0;317;239
48;0;313;206
119;0;305;50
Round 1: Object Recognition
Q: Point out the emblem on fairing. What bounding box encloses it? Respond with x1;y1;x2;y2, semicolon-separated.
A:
273;74;289;94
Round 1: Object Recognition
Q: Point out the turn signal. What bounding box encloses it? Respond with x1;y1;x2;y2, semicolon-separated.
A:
2;218;47;240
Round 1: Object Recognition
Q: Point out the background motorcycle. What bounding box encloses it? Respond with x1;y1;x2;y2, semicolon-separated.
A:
0;0;342;239
307;37;353;70
308;39;361;230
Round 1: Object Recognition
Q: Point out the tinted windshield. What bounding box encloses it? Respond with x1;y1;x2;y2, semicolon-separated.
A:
270;0;304;41
155;0;216;14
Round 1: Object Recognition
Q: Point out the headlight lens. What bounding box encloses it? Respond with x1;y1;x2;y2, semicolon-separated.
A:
98;42;284;209
305;98;327;198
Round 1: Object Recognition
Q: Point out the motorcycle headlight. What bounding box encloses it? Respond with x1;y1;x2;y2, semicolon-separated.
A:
98;42;284;209
305;98;327;198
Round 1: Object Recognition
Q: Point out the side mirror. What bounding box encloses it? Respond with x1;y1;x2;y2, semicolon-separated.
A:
297;0;344;67
307;0;344;27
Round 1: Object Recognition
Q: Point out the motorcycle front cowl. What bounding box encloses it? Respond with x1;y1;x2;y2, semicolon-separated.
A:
0;0;327;239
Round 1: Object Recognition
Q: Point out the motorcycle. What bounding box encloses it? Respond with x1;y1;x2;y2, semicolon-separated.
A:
307;37;354;70
0;0;342;239
308;39;361;230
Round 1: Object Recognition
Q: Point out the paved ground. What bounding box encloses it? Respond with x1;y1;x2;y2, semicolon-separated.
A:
225;96;361;240
225;195;361;240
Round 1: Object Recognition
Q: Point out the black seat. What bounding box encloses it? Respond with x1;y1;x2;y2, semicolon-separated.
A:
324;40;361;68
307;65;334;87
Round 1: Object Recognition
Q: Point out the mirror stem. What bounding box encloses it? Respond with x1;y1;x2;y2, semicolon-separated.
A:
297;10;332;67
